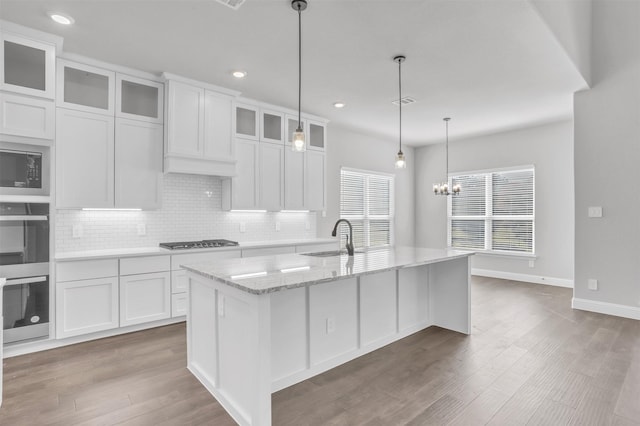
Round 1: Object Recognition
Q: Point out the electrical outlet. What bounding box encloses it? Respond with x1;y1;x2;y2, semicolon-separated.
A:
326;317;335;334
72;224;83;238
305;221;310;230
588;206;603;218
588;279;598;291
322;210;327;217
528;259;535;268
275;222;281;231
239;222;246;233
137;223;146;236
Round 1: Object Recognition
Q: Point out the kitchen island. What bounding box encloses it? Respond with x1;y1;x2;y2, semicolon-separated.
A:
182;246;473;426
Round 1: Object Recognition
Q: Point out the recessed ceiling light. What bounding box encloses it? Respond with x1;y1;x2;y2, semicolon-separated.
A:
48;12;75;25
333;102;346;108
232;71;247;79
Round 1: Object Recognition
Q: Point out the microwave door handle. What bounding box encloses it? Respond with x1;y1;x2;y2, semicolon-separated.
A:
4;276;47;286
0;215;48;221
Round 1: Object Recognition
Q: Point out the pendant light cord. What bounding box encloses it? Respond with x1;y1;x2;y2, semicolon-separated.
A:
445;119;449;178
297;5;302;131
398;59;402;154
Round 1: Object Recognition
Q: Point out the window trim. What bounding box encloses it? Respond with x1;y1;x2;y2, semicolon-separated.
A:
447;165;535;256
340;167;395;248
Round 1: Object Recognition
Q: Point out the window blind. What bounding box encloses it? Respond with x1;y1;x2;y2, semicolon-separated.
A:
340;169;394;249
449;167;534;254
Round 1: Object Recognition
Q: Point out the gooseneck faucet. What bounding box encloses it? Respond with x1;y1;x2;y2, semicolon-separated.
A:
331;219;354;256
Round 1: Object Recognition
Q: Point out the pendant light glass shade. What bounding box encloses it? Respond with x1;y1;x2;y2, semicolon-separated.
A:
394;55;406;169
291;0;307;152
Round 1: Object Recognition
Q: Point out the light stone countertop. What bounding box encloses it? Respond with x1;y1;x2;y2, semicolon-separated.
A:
54;238;338;261
182;246;474;295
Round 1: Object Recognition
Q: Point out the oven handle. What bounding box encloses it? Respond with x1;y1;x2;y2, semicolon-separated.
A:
5;276;47;286
0;215;48;221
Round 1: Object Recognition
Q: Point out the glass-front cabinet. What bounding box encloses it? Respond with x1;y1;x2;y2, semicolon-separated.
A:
308;120;326;151
0;32;56;99
57;59;115;115
235;103;259;140
260;109;284;144
116;74;164;124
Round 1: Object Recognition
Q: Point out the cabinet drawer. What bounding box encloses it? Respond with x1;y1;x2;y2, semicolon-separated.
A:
57;259;118;282
120;255;170;275
295;243;339;254
242;246;296;257
171;269;188;294
171;250;239;271
172;293;188;317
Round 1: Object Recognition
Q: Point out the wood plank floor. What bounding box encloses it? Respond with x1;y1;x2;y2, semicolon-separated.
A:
1;276;639;425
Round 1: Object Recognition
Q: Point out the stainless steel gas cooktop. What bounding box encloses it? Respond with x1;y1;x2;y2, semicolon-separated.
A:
159;239;239;250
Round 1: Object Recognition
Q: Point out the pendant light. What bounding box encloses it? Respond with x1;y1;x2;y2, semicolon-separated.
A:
291;0;307;152
433;117;461;195
394;55;407;169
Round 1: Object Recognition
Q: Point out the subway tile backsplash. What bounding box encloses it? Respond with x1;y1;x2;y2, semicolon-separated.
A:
55;173;316;252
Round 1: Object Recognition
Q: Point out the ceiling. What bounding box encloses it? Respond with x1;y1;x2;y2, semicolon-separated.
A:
0;0;588;146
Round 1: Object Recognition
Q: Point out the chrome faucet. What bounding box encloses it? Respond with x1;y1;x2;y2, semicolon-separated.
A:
331;219;354;256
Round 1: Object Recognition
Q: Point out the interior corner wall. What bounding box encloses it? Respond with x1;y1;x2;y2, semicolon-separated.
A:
415;120;575;284
317;125;415;247
573;0;640;316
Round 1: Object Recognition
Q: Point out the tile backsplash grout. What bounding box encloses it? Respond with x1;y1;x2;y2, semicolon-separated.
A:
55;173;317;252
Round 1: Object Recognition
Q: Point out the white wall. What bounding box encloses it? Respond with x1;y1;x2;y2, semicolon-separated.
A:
317;124;415;246
415;120;574;285
573;0;640;318
55;173;316;252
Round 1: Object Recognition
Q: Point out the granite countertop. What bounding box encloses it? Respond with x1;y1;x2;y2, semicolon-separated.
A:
182;246;474;295
54;238;338;261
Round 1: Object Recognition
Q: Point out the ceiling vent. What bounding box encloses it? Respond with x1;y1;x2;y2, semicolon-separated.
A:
392;96;417;106
216;0;246;10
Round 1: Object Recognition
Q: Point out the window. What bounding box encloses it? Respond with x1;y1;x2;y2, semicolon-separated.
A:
448;167;534;254
340;168;394;249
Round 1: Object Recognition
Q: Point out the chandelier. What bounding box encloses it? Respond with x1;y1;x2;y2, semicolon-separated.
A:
433;117;460;195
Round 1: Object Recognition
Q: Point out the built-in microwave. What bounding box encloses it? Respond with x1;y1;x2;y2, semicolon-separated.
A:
0;141;50;196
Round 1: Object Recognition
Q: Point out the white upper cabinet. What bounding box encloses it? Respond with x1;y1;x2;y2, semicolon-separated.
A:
286;115;306;147
56;108;115;209
0;92;54;140
305;150;326;211
235;103;259;140
307;120;326;151
57;59;115;115
222;139;259;210
116;74;164;124
166;80;203;157
164;75;238;176
259;143;285;211
260;109;284;144
1;32;56;99
115;119;163;210
204;90;234;161
284;150;305;210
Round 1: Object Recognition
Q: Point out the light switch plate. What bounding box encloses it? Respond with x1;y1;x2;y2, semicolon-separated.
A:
275;222;281;231
72;224;83;238
588;279;598;291
588;206;603;218
239;222;246;233
137;223;146;236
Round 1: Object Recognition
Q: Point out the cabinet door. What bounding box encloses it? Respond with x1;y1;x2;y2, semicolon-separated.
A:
259;142;284;211
56;108;115;208
0;93;54;140
56;59;115;115
172;293;188;318
120;272;171;327
261;109;284;144
204;91;234;161
284;149;305;210
116;74;164;124
307;120;326;151
0;33;56;99
228;139;259;209
115;119;163;209
235;103;259;140
166;80;204;156
305;150;325;211
56;277;119;339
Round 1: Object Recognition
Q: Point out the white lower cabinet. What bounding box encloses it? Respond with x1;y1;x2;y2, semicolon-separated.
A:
56;276;119;339
172;293;188;317
120;272;171;327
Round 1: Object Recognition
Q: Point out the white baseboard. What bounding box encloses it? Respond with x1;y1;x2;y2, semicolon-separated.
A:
471;268;574;288
572;298;640;321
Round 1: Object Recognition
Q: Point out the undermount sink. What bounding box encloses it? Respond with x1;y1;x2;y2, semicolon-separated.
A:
300;250;362;257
